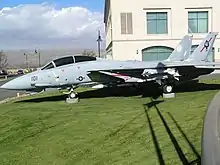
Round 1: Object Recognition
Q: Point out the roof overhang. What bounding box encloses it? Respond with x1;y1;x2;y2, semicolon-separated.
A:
104;0;110;23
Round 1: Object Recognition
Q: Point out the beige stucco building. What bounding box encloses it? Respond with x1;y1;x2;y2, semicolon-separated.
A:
104;0;220;62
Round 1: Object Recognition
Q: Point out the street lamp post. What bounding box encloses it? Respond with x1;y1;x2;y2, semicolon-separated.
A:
24;53;29;69
96;30;102;58
35;49;41;67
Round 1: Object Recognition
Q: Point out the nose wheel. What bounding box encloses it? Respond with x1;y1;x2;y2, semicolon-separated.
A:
66;87;79;103
69;91;78;99
60;86;79;102
66;87;78;99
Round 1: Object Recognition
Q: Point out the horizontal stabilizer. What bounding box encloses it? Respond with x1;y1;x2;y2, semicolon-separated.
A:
195;66;220;69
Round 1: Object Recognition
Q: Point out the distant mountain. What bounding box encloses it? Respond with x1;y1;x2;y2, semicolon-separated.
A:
4;48;106;69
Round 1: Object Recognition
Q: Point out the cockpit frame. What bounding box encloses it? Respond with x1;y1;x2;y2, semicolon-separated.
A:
41;55;97;70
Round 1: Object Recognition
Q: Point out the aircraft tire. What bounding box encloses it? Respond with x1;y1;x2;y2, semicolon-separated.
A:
69;92;78;99
163;85;173;94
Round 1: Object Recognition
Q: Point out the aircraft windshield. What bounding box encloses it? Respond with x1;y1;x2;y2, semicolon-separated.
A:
41;56;96;70
74;56;96;63
41;62;54;70
53;56;74;67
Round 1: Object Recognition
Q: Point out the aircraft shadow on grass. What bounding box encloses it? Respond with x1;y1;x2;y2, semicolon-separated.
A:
16;80;220;103
143;98;201;165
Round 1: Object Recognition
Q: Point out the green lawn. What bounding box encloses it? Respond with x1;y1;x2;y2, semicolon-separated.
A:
0;79;219;165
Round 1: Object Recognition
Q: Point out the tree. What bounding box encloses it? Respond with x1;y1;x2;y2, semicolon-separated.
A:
0;51;8;70
81;50;97;57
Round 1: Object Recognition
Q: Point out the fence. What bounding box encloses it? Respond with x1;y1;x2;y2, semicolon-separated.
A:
0;74;18;80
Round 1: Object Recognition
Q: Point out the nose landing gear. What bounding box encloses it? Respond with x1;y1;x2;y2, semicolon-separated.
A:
66;89;79;103
60;86;79;103
68;88;79;99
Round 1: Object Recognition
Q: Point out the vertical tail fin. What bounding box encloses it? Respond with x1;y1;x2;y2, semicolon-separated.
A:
186;32;218;62
166;35;192;61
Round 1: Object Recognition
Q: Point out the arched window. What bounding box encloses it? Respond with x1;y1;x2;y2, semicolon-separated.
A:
191;45;215;62
142;46;174;61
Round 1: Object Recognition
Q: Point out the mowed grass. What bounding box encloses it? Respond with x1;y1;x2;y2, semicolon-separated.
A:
0;79;220;165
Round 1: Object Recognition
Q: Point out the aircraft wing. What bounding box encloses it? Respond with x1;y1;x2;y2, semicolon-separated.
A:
87;71;126;84
87;67;171;83
87;70;147;84
87;62;220;83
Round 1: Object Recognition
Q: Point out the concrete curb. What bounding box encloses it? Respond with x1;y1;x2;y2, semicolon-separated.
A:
201;90;220;165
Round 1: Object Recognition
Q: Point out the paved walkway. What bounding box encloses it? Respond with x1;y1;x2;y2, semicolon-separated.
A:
0;81;24;101
201;90;220;165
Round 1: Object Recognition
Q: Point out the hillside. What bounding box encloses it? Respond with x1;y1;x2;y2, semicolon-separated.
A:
4;48;106;68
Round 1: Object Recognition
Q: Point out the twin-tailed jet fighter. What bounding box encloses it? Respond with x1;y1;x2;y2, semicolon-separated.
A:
1;32;219;99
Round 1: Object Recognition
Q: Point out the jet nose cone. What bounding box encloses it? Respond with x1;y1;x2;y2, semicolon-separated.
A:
0;83;8;89
0;79;19;90
0;76;32;90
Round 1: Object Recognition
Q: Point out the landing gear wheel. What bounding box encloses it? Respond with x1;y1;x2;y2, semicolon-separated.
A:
66;91;79;103
163;85;173;94
69;92;78;99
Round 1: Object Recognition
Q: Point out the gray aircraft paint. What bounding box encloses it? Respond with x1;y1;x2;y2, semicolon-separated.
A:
0;32;219;91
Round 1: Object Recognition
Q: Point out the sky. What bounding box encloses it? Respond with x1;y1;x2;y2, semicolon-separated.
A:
0;0;105;50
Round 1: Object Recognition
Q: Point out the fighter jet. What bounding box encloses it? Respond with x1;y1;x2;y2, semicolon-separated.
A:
0;32;218;100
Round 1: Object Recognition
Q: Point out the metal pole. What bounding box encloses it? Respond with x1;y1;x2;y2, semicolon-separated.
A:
35;49;41;68
98;40;101;58
24;53;28;69
38;51;41;67
97;30;102;58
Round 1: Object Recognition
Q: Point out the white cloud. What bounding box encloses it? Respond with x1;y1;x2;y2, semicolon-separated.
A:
0;3;105;49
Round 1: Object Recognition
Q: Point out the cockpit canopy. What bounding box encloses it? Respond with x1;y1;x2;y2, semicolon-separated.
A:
41;55;97;70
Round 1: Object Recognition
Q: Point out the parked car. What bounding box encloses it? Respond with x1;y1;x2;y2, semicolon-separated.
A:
7;71;13;75
17;69;24;75
0;70;8;75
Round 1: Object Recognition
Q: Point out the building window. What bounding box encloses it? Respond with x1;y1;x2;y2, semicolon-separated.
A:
120;12;133;34
188;11;208;33
146;12;168;34
142;46;174;61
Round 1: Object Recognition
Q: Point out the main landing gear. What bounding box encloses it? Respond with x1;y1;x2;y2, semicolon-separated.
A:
162;84;173;94
161;81;175;98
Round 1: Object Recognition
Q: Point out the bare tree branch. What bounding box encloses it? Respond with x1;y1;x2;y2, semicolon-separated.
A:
0;51;8;70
